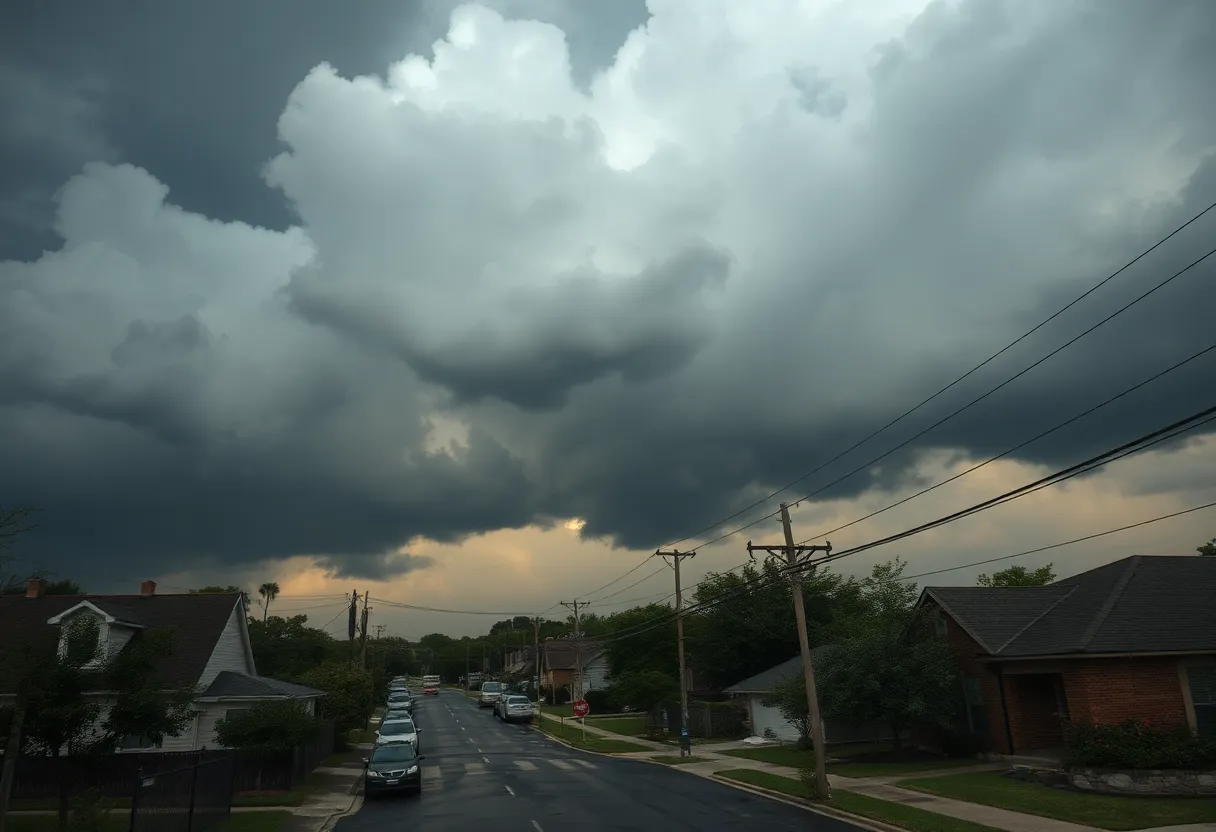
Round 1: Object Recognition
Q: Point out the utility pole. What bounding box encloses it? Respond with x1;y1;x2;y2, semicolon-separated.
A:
359;592;371;669
533;617;542;704
559;600;589;701
654;549;696;737
747;503;833;800
465;643;470;690
348;589;359;662
374;624;386;640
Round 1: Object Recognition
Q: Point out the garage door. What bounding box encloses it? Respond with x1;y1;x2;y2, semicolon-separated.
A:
749;697;801;743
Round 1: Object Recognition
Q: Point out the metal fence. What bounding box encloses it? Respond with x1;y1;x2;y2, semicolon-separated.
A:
129;754;235;832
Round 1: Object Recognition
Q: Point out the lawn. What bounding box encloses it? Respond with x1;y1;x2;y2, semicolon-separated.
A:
715;770;1003;832
536;718;650;753
582;716;647;737
720;745;978;778
2;810;292;832
899;772;1216;831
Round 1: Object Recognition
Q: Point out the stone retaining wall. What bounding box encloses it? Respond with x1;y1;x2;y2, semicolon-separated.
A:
1070;768;1216;796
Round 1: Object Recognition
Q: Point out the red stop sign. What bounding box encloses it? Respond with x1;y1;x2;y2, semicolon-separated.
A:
572;699;590;718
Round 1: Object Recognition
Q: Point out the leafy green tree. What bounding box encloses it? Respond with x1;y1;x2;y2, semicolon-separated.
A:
976;564;1056;586
608;669;678;712
1198;538;1216;557
814;559;960;748
691;561;859;689
247;615;340;680
2;578;82;596
761;671;819;748
299;661;374;731
214;700;321;750
603;604;677;679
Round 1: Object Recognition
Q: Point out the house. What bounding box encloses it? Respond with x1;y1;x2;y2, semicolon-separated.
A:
540;639;608;697
919;554;1216;756
724;649;895;745
0;578;325;752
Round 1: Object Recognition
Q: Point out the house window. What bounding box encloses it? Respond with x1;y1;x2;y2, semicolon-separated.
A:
60;615;103;666
1187;666;1216;738
963;677;988;737
934;618;948;636
121;733;161;751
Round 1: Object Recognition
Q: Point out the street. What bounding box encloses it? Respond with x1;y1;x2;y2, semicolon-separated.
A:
335;690;864;832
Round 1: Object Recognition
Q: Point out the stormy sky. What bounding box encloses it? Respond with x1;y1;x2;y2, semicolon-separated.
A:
2;0;1215;632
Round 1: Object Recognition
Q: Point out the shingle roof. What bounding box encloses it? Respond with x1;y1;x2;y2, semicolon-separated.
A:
0;591;242;693
201;670;324;699
926;555;1216;657
725;646;836;694
542;640;603;670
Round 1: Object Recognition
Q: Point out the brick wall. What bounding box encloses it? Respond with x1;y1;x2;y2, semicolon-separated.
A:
1063;657;1188;728
933;602;1014;752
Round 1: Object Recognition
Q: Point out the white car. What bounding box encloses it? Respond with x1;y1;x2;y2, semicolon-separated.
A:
376;717;421;751
497;695;534;724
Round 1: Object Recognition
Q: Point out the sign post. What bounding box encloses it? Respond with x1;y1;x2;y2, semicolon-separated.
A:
572;699;590;742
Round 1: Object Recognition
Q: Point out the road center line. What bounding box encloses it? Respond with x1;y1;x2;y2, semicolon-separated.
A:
482;756;490;763
531;822;543;832
476;746;482;752
504;785;515;797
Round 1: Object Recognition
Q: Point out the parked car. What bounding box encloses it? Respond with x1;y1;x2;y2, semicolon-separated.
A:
497;695;534;724
384;706;411;723
363;741;424;797
477;680;504;709
376;716;421;751
387;691;413;712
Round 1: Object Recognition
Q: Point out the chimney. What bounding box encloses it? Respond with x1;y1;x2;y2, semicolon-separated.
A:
26;577;46;599
140;580;157;597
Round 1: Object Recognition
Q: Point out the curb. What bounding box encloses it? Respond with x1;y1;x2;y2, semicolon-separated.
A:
313;784;363;832
706;775;903;832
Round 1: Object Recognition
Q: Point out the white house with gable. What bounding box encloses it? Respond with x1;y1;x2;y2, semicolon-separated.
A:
0;578;325;752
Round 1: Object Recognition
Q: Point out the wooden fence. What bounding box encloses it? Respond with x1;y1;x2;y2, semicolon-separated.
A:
11;719;336;800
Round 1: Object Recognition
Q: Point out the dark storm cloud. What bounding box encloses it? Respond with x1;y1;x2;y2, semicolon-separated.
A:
316;552;436;581
0;0;647;260
2;0;1215;588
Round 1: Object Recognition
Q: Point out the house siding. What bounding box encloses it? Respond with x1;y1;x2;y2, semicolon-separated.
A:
1063;657;1191;728
198;603;253;690
582;656;609;693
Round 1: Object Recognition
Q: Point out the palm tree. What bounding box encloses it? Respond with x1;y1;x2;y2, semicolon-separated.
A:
258;582;280;621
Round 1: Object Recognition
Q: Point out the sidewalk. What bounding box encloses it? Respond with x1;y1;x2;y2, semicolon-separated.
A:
536;711;670;751
284;754;366;832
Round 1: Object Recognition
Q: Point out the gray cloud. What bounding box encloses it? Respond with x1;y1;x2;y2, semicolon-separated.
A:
1;0;1214;589
316;552;437;581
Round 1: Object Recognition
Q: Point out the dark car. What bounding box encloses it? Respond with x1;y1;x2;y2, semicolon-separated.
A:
363;742;424;796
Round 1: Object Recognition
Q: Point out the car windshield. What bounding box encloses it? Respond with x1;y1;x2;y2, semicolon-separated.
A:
381;720;414;734
482;682;502;692
371;744;416;764
388;693;409;700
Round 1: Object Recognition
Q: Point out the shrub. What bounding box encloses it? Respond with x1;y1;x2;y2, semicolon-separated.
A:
215;700;321;751
939;729;989;758
583;689;618;714
1063;719;1216;770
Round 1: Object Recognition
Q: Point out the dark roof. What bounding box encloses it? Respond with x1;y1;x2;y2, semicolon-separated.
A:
201;670;324;699
0;592;242;693
542;640;603;670
725;646;835;694
925;555;1216;658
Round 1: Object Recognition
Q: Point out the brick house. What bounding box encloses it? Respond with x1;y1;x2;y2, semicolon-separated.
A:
917;555;1216;756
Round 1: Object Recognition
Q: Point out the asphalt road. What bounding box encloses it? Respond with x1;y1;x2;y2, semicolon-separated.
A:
335;690;864;832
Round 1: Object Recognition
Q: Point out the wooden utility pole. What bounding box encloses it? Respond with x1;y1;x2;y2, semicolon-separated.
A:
559;600;589;701
747;503;833;800
533;617;542;704
654;549;696;736
348;589;359;662
359;592;371;669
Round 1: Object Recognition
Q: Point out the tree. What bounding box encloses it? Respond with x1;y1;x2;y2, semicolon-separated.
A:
214;700;320;750
603;604;677;679
258;582;281;621
1198;538;1216;557
2;578;82;596
247;615;340;680
298;661;375;731
608;669;678;712
761;672;818;748
0;505;38;596
15;624;194;830
976;564;1056;586
813;559;960;749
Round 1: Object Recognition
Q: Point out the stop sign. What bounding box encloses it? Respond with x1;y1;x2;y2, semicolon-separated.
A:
572;699;590;718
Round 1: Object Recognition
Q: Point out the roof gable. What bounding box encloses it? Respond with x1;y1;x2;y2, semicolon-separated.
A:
725;646;835;694
926;555;1216;658
200;670;324;699
0;591;243;692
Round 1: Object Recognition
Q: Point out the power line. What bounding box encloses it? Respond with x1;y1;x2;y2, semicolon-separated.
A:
370;597;542;617
582;404;1216;645
582;206;1216;599
690;243;1216;553
656;201;1216;552
900;501;1216;583
796;339;1216;545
